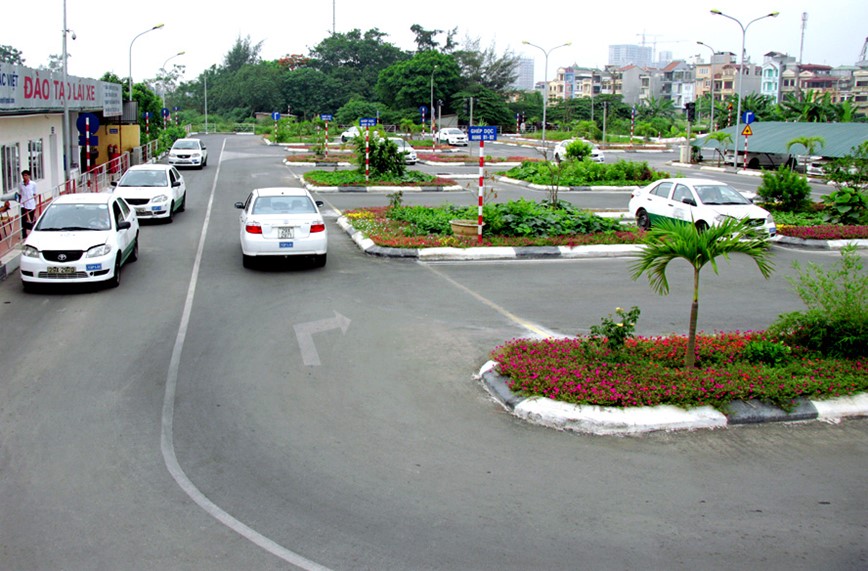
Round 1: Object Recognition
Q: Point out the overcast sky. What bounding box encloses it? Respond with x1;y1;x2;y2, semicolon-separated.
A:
4;0;866;85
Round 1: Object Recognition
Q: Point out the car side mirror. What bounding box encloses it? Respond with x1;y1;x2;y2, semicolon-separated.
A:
234;202;245;209
682;198;697;207
111;181;118;187
117;220;132;230
315;200;324;207
172;180;181;187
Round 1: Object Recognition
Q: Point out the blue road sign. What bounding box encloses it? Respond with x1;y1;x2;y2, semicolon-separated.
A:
360;117;377;127
320;114;333;121
743;111;756;125
76;112;100;133
419;105;428;115
272;112;281;121
78;135;98;146
468;126;498;141
162;107;170;117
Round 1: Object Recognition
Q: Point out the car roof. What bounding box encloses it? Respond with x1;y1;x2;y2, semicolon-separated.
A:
252;187;311;198
651;178;727;186
173;138;201;143
52;192;115;205
125;163;173;172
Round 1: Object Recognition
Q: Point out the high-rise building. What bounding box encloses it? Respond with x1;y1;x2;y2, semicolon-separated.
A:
512;58;536;91
609;44;653;68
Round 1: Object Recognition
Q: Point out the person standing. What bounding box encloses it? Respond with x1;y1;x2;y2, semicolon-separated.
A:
16;169;37;237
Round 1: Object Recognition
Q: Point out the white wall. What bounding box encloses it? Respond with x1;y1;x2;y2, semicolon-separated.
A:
1;114;65;192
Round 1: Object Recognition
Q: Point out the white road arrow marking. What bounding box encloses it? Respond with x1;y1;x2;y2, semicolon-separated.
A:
293;311;351;366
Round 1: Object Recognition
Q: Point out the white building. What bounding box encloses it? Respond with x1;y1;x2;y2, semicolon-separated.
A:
609;44;653;68
512;58;535;91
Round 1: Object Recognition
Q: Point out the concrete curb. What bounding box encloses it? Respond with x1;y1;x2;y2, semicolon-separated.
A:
479;362;868;436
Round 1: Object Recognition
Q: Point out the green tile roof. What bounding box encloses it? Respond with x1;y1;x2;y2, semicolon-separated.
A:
693;122;868;157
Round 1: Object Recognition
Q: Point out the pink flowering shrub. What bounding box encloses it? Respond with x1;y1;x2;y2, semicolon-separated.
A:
491;331;868;411
777;225;868;240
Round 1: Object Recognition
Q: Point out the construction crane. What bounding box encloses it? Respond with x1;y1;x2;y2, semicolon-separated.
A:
858;36;868;68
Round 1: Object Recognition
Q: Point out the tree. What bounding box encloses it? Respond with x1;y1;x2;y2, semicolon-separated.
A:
223;35;263;73
0;45;24;65
704;131;733;167
786;136;825;172
630;217;774;369
451;36;519;95
639;95;676;120
410;24;457;53
282;68;343;119
375;51;461;114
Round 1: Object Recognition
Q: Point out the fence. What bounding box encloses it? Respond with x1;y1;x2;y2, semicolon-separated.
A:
0;139;159;260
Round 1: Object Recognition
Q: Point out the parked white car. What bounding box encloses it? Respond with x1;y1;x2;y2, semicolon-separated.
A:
168;138;208;168
234;187;328;268
20;192;139;290
388;137;417;164
340;126;361;142
436;128;468;146
553;139;605;163
628;178;776;236
111;164;186;222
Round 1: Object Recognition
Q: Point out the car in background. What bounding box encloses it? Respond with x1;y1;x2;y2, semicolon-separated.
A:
436;128;468;146
168;138;208;168
20;192;139;290
234;187;328;268
111;164;186;222
388;137;417;164
340;126;361;142
553;139;605;163
628;178;776;236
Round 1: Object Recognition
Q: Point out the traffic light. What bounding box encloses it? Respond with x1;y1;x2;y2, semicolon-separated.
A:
685;102;696;122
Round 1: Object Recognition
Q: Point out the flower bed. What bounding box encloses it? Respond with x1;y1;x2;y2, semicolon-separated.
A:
491;332;868;411
777;224;868;240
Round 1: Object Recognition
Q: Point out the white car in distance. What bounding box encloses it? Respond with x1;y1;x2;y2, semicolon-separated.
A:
111;164;186;222
388;137;417;164
234;187;328;269
553;139;605;163
168;138;208;168
436;128;468;146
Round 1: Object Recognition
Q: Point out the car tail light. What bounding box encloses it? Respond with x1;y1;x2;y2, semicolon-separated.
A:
245;222;263;234
310;223;326;233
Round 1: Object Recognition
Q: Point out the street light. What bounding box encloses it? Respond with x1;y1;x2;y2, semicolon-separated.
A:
710;9;779;168
696;41;717;130
522;40;571;145
160;51;185;107
128;23;164;102
430;64;438;141
61;0;76;177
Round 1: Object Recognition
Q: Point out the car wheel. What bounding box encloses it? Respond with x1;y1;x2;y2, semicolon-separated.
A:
108;254;122;288
22;281;37;293
178;193;186;212
636;209;651;231
554;152;562;163
748;158;760;169
242;254;254;269
166;201;175;223
695;221;709;233
314;253;327;268
129;234;139;262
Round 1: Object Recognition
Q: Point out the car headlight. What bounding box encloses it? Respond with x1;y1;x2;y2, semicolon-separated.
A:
86;244;112;258
153;194;169;203
22;245;39;258
766;214;775;224
714;214;729;223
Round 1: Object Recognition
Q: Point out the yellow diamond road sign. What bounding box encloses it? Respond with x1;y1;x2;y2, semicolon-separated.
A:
742;124;753;136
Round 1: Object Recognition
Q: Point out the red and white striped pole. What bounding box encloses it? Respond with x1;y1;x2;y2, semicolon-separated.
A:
324;120;329;158
743;135;749;171
85;116;91;172
477;139;484;245
365;125;370;182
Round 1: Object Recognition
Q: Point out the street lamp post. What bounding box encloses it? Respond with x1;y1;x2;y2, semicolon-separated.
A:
430;65;438;143
710;9;779;168
696;41;717;131
522;40;571;146
61;0;76;178
160;51;185;107
128;24;164;102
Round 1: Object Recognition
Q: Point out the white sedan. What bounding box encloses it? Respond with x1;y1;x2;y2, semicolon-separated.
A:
234;187;328;268
111;164;186;222
20;192;139;290
553;139;605;163
628;178;776;236
168;138;208;168
436;128;468;146
388;137;417;164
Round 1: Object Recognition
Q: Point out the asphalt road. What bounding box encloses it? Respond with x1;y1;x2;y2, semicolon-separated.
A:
1;134;865;570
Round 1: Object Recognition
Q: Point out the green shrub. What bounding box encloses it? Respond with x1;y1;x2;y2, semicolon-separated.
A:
822;186;868;225
768;246;868;358
503;160;668;187
741;339;792;366
589;306;641;349
757;166;812;211
353;137;406;177
565;140;593;161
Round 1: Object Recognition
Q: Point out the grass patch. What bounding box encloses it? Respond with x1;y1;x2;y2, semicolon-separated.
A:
304;169;451;187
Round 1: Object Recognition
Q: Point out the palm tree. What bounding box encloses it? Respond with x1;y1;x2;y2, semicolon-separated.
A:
704;131;733;167
787;136;825;172
630;217;774;369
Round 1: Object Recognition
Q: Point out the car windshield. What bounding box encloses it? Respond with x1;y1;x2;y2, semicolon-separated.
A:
118;170;168;187
173;141;199;150
695;184;750;205
35;203;111;231
252;196;316;215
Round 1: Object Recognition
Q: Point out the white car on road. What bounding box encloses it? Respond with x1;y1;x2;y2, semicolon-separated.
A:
234;187;328;268
111;164;186;222
388;137;417;164
20;192;139;290
553;139;605;163
436;128;468;146
628;178;776;236
168;138;208;168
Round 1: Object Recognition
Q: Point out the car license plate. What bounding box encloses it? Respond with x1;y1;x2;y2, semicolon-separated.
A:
278;227;294;239
279;241;294;249
47;266;75;275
